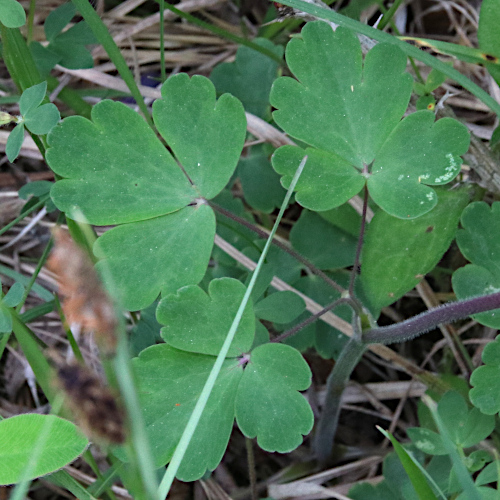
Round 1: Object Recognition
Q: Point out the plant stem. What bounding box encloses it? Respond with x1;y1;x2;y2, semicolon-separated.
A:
348;185;368;296
314;336;367;464
245;438;258;500
363;292;500;345
210;201;346;294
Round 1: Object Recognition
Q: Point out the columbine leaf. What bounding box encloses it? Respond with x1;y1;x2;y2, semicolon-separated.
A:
367;110;469;218
157;278;255;356
94;205;215;311
24;103;60;135
361;188;468;310
210;38;283;118
19;81;47;116
272;145;364;212
270;21;470;218
453;202;500;328
131;344;243;480
470;335;500;415
235;343;313;452
271;22;412;165
0;306;13;334
0;414;88;486
48;99;195;225
153;73;247;200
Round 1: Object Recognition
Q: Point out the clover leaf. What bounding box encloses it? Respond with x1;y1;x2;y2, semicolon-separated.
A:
30;3;96;76
6;82;60;162
452;202;500;328
131;340;312;479
235;343;313;452
157;278;255;356
0;0;26;28
47;74;246;310
270;21;470;219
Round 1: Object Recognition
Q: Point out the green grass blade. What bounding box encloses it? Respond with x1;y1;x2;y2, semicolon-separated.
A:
157;155;308;499
378;426;442;500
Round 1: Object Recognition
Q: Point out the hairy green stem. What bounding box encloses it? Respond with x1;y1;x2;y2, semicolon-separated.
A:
314;336;367;464
364;292;500;344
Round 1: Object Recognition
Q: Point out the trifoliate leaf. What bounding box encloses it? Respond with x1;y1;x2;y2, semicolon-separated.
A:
131;344;243;481
235;343;313;452
24;103;60;135
19;81;47;116
453;202;500;328
270;21;470;219
48;99;195;225
153;73;247;200
158;278;255;356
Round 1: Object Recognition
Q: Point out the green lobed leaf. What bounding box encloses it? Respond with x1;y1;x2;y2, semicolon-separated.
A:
361;188;468;310
157;278;255;356
453;202;500;328
476;460;500;487
0;414;88;485
270;21;470;219
469;335;500;415
235;343;313;452
0;0;26;28
271;22;412;166
290;209;358;269
6;122;25;162
210;38;283;118
48;98;195;225
153;73;247;200
367;110;469;219
94;205;215;311
19;81;47;116
272;145;364;212
130;344;243;480
254;290;305;324
24;102;60;135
